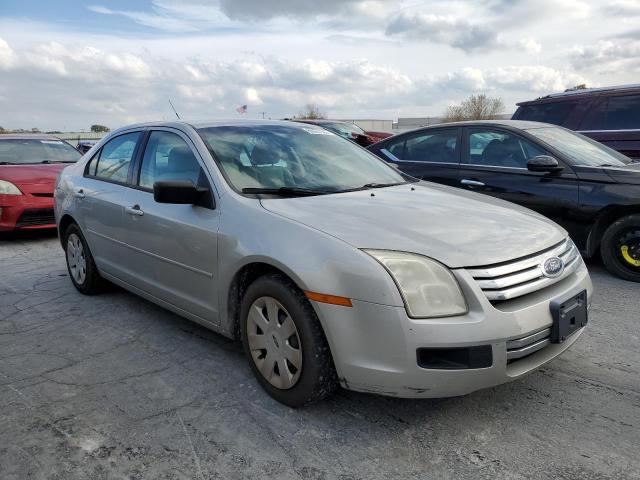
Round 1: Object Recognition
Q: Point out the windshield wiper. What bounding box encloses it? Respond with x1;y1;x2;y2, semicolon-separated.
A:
242;187;331;197
0;161;17;165
336;181;410;193
361;182;408;189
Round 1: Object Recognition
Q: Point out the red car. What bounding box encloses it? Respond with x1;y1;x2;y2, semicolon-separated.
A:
291;119;392;146
0;135;80;231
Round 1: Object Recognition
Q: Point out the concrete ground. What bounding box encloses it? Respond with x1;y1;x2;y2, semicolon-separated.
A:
1;231;639;480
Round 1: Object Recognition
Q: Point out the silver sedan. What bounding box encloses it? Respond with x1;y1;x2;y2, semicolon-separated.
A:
55;120;592;406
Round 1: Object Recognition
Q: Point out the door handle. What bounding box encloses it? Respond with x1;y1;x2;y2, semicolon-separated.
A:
125;205;144;216
460;179;485;188
74;189;85;199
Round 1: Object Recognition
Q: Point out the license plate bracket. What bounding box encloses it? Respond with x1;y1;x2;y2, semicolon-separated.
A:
550;290;588;343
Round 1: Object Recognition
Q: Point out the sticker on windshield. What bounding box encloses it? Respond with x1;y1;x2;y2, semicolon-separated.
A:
302;128;332;135
40;140;64;145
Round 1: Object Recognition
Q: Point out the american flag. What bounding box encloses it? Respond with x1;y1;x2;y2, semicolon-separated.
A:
236;104;247;114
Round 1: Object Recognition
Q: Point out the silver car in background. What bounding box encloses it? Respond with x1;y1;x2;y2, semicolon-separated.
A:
55;120;593;406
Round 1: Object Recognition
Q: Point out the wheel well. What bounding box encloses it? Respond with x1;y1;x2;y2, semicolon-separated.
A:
587;206;640;256
227;262;300;340
58;214;77;247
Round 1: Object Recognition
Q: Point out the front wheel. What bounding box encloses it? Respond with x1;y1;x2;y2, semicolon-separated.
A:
240;274;338;407
600;214;640;282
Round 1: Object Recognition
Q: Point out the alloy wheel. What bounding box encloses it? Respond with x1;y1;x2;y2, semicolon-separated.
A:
246;296;303;389
66;233;87;285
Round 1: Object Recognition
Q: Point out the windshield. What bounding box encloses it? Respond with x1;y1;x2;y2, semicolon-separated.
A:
526;127;630;167
0;139;81;164
323;122;366;137
198;125;408;193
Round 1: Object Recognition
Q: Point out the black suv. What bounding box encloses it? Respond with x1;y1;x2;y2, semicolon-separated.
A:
513;84;640;161
367;120;640;282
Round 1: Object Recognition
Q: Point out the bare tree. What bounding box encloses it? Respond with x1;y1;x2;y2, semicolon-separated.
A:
298;103;326;120
443;94;505;122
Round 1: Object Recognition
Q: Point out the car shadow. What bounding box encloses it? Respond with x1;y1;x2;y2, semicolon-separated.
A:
0;228;59;244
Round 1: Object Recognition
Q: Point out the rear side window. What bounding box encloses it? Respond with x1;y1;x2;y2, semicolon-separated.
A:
515;102;577;125
93;132;140;183
580;94;640;131
383;130;458;163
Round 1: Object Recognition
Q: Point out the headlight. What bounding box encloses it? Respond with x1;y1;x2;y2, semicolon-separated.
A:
0;180;22;195
365;250;467;318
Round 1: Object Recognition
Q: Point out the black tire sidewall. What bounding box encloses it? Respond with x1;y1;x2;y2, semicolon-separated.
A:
240;274;337;407
63;223;102;294
600;214;640;282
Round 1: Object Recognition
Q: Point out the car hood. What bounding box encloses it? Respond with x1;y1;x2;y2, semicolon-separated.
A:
260;183;566;268
0;163;69;186
602;162;640;185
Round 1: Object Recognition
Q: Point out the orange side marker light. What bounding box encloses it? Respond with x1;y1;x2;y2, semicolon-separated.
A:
304;291;353;307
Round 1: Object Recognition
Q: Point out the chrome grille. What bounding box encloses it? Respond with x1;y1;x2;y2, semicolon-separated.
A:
507;328;551;361
467;239;580;302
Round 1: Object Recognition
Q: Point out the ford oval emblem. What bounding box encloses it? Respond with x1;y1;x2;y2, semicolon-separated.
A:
542;256;565;278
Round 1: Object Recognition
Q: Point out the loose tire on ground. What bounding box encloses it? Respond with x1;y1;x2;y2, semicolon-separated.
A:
63;223;106;294
240;273;338;407
600;214;640;282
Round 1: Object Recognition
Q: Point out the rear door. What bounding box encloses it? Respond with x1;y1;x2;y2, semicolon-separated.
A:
78;131;143;277
373;128;461;186
458;126;581;231
121;128;221;324
577;93;640;160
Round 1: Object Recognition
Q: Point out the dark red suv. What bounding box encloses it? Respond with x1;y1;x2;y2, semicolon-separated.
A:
513;84;640;161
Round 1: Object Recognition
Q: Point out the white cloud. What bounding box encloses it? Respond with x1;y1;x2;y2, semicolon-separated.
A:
0;37;16;70
87;4;202;32
569;39;640;72
607;0;640;16
0;36;593;130
519;38;542;56
385;13;500;52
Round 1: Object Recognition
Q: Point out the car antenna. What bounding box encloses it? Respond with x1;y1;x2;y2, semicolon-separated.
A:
168;99;181;120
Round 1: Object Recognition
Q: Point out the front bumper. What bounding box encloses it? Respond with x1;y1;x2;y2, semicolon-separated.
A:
0;194;56;231
310;258;592;398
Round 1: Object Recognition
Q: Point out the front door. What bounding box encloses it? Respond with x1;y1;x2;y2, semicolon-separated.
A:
458;127;581;236
122;129;221;324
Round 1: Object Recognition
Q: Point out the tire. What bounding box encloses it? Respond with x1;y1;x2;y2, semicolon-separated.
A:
63;223;106;294
600;214;640;282
240;273;338;407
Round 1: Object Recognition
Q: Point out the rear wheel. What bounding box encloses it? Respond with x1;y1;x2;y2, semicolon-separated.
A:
240;274;338;407
63;223;105;294
600;214;640;282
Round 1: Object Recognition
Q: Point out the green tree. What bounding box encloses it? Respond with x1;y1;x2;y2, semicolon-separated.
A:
91;124;110;133
443;94;505;122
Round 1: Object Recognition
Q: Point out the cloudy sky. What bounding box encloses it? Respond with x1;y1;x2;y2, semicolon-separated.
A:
0;0;639;131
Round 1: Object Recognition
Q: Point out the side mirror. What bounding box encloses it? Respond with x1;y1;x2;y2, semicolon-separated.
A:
527;155;563;173
153;180;208;205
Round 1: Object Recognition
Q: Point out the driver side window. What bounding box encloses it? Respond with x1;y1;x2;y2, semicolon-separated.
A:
468;129;546;168
138;131;203;190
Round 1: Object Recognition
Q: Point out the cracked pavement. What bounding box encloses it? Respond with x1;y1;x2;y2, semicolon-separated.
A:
1;231;639;480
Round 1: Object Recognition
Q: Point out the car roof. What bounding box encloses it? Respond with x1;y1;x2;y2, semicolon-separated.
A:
291;119;345;125
517;83;640;106
0;133;65;141
108;119;320;136
393;119;556;134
